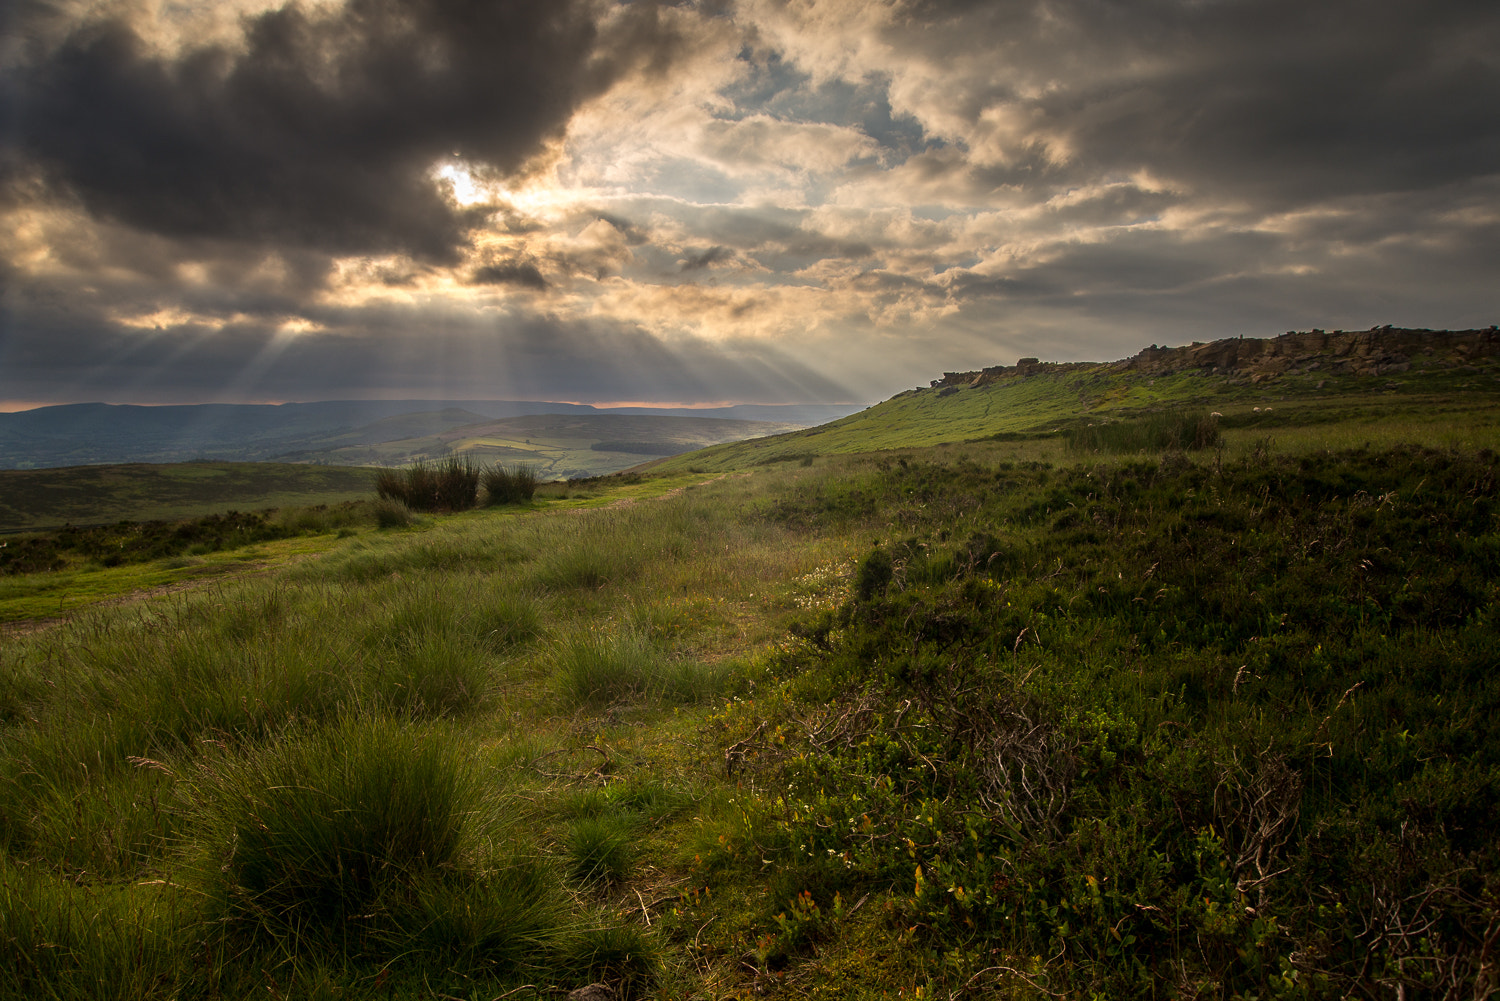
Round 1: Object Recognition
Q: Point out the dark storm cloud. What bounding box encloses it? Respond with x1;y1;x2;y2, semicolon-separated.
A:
890;0;1500;208
3;0;683;261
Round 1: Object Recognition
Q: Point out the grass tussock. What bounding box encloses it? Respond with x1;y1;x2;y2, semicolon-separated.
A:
193;717;477;930
372;496;414;528
553;625;729;708
374;456;480;513
482;463;539;505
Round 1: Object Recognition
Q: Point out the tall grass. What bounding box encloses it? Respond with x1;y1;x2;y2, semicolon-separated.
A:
0;859;188;1000
193;717;477;933
482;464;539;505
374;456;479;512
1066;408;1220;453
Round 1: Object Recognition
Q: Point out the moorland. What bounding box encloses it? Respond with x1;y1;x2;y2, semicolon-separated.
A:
1;327;1497;1000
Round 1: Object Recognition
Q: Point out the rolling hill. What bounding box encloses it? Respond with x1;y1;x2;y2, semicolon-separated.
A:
640;326;1500;472
0;399;861;470
271;412;808;480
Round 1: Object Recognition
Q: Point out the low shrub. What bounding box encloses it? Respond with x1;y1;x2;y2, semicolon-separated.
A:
729;444;1500;996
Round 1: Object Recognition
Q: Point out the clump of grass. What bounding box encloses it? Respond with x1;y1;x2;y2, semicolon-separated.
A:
655;657;734;704
564;814;638;885
557;923;660;997
482;464;539;505
272;502;368;534
473;591;545;652
367;634;489;717
374;457;480;513
1067;408;1220;453
363;584;496;716
373;496;415;528
555;628;658;706
553;626;729;707
194;716;478;936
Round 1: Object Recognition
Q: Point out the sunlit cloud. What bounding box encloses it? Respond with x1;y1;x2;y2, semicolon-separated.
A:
2;0;1496;410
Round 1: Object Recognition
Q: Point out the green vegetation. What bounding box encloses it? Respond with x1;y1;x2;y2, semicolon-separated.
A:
643;349;1500;472
1066;407;1221;453
374;456;482;512
0;504;369;575
2;355;1498;998
0;462;377;532
483;463;540;505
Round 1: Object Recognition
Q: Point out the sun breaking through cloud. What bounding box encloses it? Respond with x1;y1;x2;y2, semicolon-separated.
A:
2;0;1497;408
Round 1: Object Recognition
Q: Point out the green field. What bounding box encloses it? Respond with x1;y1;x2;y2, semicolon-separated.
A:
0;462;377;532
2;347;1498;999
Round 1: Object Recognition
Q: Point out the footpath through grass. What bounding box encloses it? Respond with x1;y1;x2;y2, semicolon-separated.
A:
0;438;1496;999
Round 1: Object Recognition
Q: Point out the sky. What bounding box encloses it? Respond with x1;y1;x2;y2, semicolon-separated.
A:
2;0;1497;411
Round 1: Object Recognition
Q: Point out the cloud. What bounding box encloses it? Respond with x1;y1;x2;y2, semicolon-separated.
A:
469;260;548;290
3;0;1497;411
679;245;734;272
0;286;859;405
3;0;684;262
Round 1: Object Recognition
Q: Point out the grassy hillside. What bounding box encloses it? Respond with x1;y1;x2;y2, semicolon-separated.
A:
0;462;376;532
1;332;1497;999
643;335;1500;472
1;422;1496;998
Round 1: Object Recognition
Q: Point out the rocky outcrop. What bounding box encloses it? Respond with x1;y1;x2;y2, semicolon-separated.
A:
1118;326;1500;380
930;359;1087;389
927;326;1499;389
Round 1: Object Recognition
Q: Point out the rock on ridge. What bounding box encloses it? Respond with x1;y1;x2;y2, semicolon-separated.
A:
928;326;1499;389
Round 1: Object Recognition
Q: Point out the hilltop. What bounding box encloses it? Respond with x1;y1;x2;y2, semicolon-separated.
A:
642;326;1500;472
931;325;1500;387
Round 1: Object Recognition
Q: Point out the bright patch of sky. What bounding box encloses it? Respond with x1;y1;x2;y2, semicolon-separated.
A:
2;0;1496;407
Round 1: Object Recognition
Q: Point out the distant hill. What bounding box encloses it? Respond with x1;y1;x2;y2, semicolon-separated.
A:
275;412;810;480
641;326;1500;472
0;399;862;470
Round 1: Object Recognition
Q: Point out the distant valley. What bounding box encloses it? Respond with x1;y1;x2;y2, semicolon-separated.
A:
0;399;862;475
